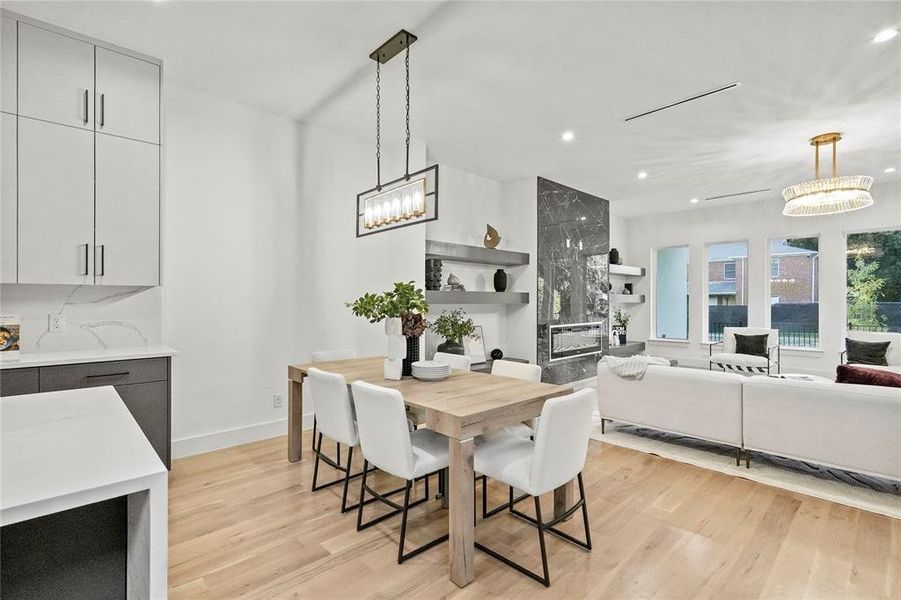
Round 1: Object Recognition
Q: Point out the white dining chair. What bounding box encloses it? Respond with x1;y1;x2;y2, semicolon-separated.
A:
307;367;370;513
474;388;595;587
351;381;450;564
432;351;472;371
308;349;356;454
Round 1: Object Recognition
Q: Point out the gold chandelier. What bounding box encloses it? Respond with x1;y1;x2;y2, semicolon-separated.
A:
782;132;874;217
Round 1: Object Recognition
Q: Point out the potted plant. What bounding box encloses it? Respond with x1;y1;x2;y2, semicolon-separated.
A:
347;282;429;377
613;308;630;345
429;309;478;355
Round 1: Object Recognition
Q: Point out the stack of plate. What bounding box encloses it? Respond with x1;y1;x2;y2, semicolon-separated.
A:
411;360;451;381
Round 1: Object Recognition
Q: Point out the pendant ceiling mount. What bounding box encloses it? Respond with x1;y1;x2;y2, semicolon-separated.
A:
356;29;438;237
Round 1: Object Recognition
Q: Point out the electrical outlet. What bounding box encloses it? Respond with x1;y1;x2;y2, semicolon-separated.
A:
48;314;66;333
272;393;285;409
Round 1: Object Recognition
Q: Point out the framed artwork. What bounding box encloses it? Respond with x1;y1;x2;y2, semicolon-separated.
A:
464;325;487;365
0;315;21;359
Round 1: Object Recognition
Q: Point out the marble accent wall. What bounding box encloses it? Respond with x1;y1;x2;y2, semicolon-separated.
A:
536;177;609;384
0;285;161;354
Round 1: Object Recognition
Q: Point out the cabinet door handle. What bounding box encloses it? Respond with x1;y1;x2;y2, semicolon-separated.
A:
81;243;89;276
85;371;130;379
83;89;89;124
97;244;105;276
99;93;105;127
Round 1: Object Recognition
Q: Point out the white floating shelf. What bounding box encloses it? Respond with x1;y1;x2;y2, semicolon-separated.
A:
609;264;645;277
610;294;645;304
426;240;530;267
426;291;529;305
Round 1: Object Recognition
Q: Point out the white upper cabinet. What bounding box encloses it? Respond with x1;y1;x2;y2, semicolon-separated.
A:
1;18;16;113
95;48;160;144
1;114;16;282
95;135;160;286
17;117;95;285
18;22;94;129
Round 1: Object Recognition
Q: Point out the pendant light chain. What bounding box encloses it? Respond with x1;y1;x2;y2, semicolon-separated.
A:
404;41;411;179
376;59;381;190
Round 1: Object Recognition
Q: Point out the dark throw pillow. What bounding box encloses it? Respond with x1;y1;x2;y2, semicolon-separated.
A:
836;364;901;388
845;338;890;366
734;333;769;357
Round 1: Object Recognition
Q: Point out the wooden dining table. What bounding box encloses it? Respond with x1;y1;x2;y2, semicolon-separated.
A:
287;356;574;588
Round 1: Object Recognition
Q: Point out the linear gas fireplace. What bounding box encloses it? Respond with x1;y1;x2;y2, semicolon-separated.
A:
548;322;605;362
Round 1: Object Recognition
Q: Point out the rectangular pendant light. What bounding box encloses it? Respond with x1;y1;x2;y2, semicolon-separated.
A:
356;164;439;237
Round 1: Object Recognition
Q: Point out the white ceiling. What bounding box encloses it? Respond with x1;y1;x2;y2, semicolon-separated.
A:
7;1;900;218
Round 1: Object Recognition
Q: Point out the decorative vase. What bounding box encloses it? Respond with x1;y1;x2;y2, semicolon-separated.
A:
618;331;627;345
490;348;504;360
384;317;404;380
403;336;420;377
609;248;620;265
437;338;465;355
493;269;507;292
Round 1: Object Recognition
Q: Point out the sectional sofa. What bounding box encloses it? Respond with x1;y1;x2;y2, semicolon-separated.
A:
596;363;901;482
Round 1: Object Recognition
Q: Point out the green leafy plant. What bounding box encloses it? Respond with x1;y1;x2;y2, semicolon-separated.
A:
346;282;429;333
613;308;631;328
847;257;887;329
429;309;479;342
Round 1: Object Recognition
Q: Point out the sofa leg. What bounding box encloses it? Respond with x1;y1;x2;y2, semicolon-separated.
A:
601;419;606;435
735;447;741;466
745;450;751;469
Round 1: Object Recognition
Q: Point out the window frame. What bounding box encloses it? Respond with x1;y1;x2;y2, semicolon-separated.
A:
723;261;736;281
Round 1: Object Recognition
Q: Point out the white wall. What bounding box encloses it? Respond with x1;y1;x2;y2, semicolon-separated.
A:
162;84;303;456
621;180;901;375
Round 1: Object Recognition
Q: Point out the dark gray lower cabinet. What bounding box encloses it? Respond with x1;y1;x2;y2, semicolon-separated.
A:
0;357;171;468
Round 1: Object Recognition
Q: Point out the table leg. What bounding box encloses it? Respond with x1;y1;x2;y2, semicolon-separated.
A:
449;437;475;587
554;479;575;520
288;377;303;463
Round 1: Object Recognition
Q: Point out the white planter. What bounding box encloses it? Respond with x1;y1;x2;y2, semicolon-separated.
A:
384;317;402;337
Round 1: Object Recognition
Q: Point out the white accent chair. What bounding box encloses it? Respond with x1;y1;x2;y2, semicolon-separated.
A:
842;331;901;375
307;368;369;513
432;351;472;371
473;388;595;587
709;327;780;374
351;381;450;563
308;349;357;453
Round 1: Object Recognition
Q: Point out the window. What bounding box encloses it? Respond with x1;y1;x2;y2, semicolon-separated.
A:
770;258;780;277
656;246;690;339
770;237;819;347
707;242;747;340
847;230;901;332
723;261;736;280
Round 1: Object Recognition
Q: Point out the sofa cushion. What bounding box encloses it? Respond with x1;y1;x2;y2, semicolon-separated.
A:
836;364;901;388
846;338;890;366
734;333;769;357
710;352;769;368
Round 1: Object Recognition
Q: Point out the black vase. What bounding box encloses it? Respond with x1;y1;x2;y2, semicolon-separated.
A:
437;338;465;355
403;336;421;376
618;332;627;345
493;269;507;292
609;248;620;265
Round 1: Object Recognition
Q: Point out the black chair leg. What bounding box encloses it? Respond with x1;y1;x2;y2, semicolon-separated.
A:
311;432;324;490
577;472;592;551
340;446;354;513
482;481;528;519
397;481;412;564
534;496;551;586
311;417;318;452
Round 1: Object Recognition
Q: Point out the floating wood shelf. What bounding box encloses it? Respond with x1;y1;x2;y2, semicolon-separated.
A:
609;264;645;277
426;290;529;305
426;240;530;267
610;294;645;304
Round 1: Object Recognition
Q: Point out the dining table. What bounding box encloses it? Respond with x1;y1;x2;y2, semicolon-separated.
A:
286;356;574;588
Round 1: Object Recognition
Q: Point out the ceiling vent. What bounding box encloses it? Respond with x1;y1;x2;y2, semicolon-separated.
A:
705;188;771;202
624;82;742;122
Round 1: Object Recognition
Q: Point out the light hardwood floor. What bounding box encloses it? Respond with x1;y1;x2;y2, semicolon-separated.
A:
169;436;900;599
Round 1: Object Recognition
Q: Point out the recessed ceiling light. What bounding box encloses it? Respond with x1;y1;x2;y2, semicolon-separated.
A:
873;28;899;43
561;130;575;142
884;167;897;173
690;198;699;204
579;216;586;221
637;171;648;180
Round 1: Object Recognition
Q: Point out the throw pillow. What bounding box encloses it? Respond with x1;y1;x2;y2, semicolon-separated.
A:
734;333;769;357
836;364;901;388
845;338;890;366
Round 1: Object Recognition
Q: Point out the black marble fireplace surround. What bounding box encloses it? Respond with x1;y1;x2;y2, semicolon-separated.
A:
536;177;610;384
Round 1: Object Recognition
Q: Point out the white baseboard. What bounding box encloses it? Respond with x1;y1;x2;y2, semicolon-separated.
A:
172;412;315;459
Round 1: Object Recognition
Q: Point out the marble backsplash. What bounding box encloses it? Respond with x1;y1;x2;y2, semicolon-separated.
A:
536;177;610;384
0;284;162;354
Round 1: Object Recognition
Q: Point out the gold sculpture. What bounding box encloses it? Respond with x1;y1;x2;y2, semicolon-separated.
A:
483;224;501;249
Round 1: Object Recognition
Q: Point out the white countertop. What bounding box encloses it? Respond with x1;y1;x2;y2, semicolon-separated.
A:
1;385;167;525
0;345;177;370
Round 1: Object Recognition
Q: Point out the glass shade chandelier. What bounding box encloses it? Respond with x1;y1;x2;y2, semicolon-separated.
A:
782;132;874;217
356;30;438;237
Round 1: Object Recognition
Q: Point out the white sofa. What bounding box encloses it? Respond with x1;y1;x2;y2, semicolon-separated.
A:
597;363;744;448
743;377;901;482
844;330;901;375
597;362;901;482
